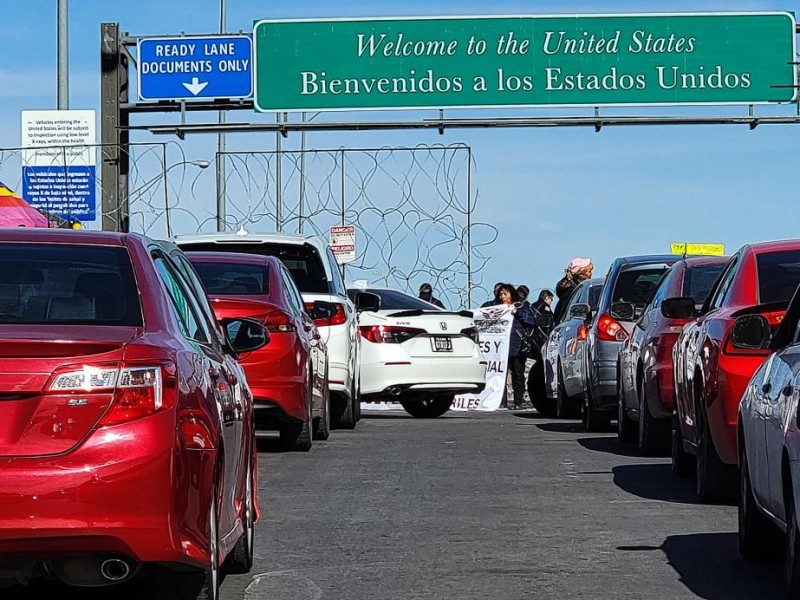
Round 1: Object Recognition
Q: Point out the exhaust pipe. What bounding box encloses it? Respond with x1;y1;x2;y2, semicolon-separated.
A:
100;558;131;582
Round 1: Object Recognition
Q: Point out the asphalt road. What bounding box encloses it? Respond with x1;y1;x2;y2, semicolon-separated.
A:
5;409;784;599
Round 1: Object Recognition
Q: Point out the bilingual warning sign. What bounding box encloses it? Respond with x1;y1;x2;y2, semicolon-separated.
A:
329;225;356;264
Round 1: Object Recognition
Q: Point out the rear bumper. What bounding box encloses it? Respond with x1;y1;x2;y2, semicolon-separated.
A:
588;358;617;408
250;382;308;422
0;410;214;570
361;358;486;398
646;362;675;419
319;322;353;394
242;341;308;422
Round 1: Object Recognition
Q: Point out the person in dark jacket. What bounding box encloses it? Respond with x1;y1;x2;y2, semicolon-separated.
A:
418;283;445;309
484;284;536;409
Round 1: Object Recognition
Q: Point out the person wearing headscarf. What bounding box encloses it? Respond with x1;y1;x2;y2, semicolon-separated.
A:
418;282;445;309
554;258;594;322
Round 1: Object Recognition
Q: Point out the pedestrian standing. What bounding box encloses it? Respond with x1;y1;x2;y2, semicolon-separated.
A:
418;282;445;309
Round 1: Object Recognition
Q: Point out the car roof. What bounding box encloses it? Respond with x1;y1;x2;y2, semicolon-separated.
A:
613;254;678;267
682;256;730;267
741;239;800;255
184;251;278;266
174;231;327;248
0;228;139;246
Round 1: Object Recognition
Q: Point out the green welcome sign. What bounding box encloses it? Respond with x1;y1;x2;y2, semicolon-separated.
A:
253;12;797;112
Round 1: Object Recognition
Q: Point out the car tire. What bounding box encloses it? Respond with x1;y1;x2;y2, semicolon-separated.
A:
555;366;580;419
225;452;256;574
313;379;331;441
205;484;222;600
617;379;636;443
671;412;694;477
695;399;737;503
529;358;556;417
332;383;357;430
637;377;670;456
738;442;782;560
401;395;452;418
583;382;611;432
280;394;312;452
785;484;800;595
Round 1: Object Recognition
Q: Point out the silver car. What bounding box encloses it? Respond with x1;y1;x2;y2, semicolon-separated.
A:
543;278;604;418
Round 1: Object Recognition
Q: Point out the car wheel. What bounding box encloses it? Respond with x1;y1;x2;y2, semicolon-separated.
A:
332;383;357;430
786;485;800;595
695;399;737;503
738;442;782;560
617;379;635;443
225;453;256;574
671;412;694;477
583;382;611;432
637;376;670;456
555;366;580;419
529;358;556;417
280;394;312;452
205;486;222;600
313;379;331;441
400;395;452;418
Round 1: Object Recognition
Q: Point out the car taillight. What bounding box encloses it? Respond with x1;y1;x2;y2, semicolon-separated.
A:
47;364;175;426
577;324;588;341
460;327;479;343
596;314;628;342
359;325;425;343
264;310;296;332
305;302;348;327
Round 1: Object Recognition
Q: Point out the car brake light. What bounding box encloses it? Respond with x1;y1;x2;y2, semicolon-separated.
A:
47;364;175;426
359;325;425;343
264;310;296;332
596;314;628;342
577;324;588;341
460;327;479;343
305;302;348;327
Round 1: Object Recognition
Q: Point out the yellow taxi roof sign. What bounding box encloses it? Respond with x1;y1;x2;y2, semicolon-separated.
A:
671;243;725;257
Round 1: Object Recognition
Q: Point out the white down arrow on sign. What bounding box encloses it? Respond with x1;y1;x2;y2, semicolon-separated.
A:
182;77;209;96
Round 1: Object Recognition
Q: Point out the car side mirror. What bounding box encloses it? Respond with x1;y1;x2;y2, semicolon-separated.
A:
309;300;337;321
610;301;635;322
223;318;270;354
661;297;696;320
536;313;554;330
568;303;591;321
354;291;381;312
730;315;771;350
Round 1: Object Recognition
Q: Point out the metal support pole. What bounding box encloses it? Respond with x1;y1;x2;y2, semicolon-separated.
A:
275;112;282;231
215;0;227;231
340;149;346;279
298;112;306;234
100;23;129;232
467;147;472;308
57;0;69;109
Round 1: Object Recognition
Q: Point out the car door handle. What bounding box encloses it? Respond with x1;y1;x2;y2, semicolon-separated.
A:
783;385;795;397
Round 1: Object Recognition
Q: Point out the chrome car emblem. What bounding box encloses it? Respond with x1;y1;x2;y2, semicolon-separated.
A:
440;322;447;331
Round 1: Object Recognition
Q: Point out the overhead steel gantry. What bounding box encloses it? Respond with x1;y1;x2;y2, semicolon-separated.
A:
100;22;800;231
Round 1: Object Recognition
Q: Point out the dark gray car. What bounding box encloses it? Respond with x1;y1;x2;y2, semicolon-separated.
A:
581;255;678;431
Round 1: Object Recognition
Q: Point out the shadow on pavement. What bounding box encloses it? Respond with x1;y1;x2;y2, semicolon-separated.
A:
534;421;585;433
512;411;554;420
256;436;283;453
577;435;641;457
612;463;699;504
658;532;782;599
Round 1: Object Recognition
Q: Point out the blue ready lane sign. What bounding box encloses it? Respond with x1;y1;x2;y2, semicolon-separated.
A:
138;35;253;101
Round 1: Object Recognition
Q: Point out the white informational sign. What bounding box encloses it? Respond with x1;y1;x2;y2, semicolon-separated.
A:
329;224;356;264
20;110;97;222
452;304;514;411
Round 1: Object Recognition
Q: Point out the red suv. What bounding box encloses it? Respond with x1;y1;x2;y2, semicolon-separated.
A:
0;230;264;598
187;252;330;451
671;241;800;502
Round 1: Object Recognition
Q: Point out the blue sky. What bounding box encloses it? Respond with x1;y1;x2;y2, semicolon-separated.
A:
1;0;799;306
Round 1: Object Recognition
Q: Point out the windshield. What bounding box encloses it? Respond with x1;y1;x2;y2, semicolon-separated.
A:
588;285;602;310
683;263;726;304
182;242;330;294
347;288;441;311
612;266;670;308
757;250;800;304
191;262;269;296
0;243;142;326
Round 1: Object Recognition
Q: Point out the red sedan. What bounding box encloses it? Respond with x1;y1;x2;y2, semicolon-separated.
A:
0;229;263;598
617;256;727;454
187;252;329;451
672;241;800;502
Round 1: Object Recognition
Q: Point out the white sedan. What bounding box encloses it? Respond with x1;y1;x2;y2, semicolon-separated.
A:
348;286;486;418
737;295;800;595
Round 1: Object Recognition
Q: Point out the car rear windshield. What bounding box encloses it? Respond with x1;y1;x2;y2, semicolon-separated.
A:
683;263;726;304
757;250;800;304
612;266;670;308
191;262;269;296
347;288;438;311
181;242;330;294
0;243;142;326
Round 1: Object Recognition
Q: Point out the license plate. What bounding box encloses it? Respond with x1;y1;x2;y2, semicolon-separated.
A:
431;336;453;352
